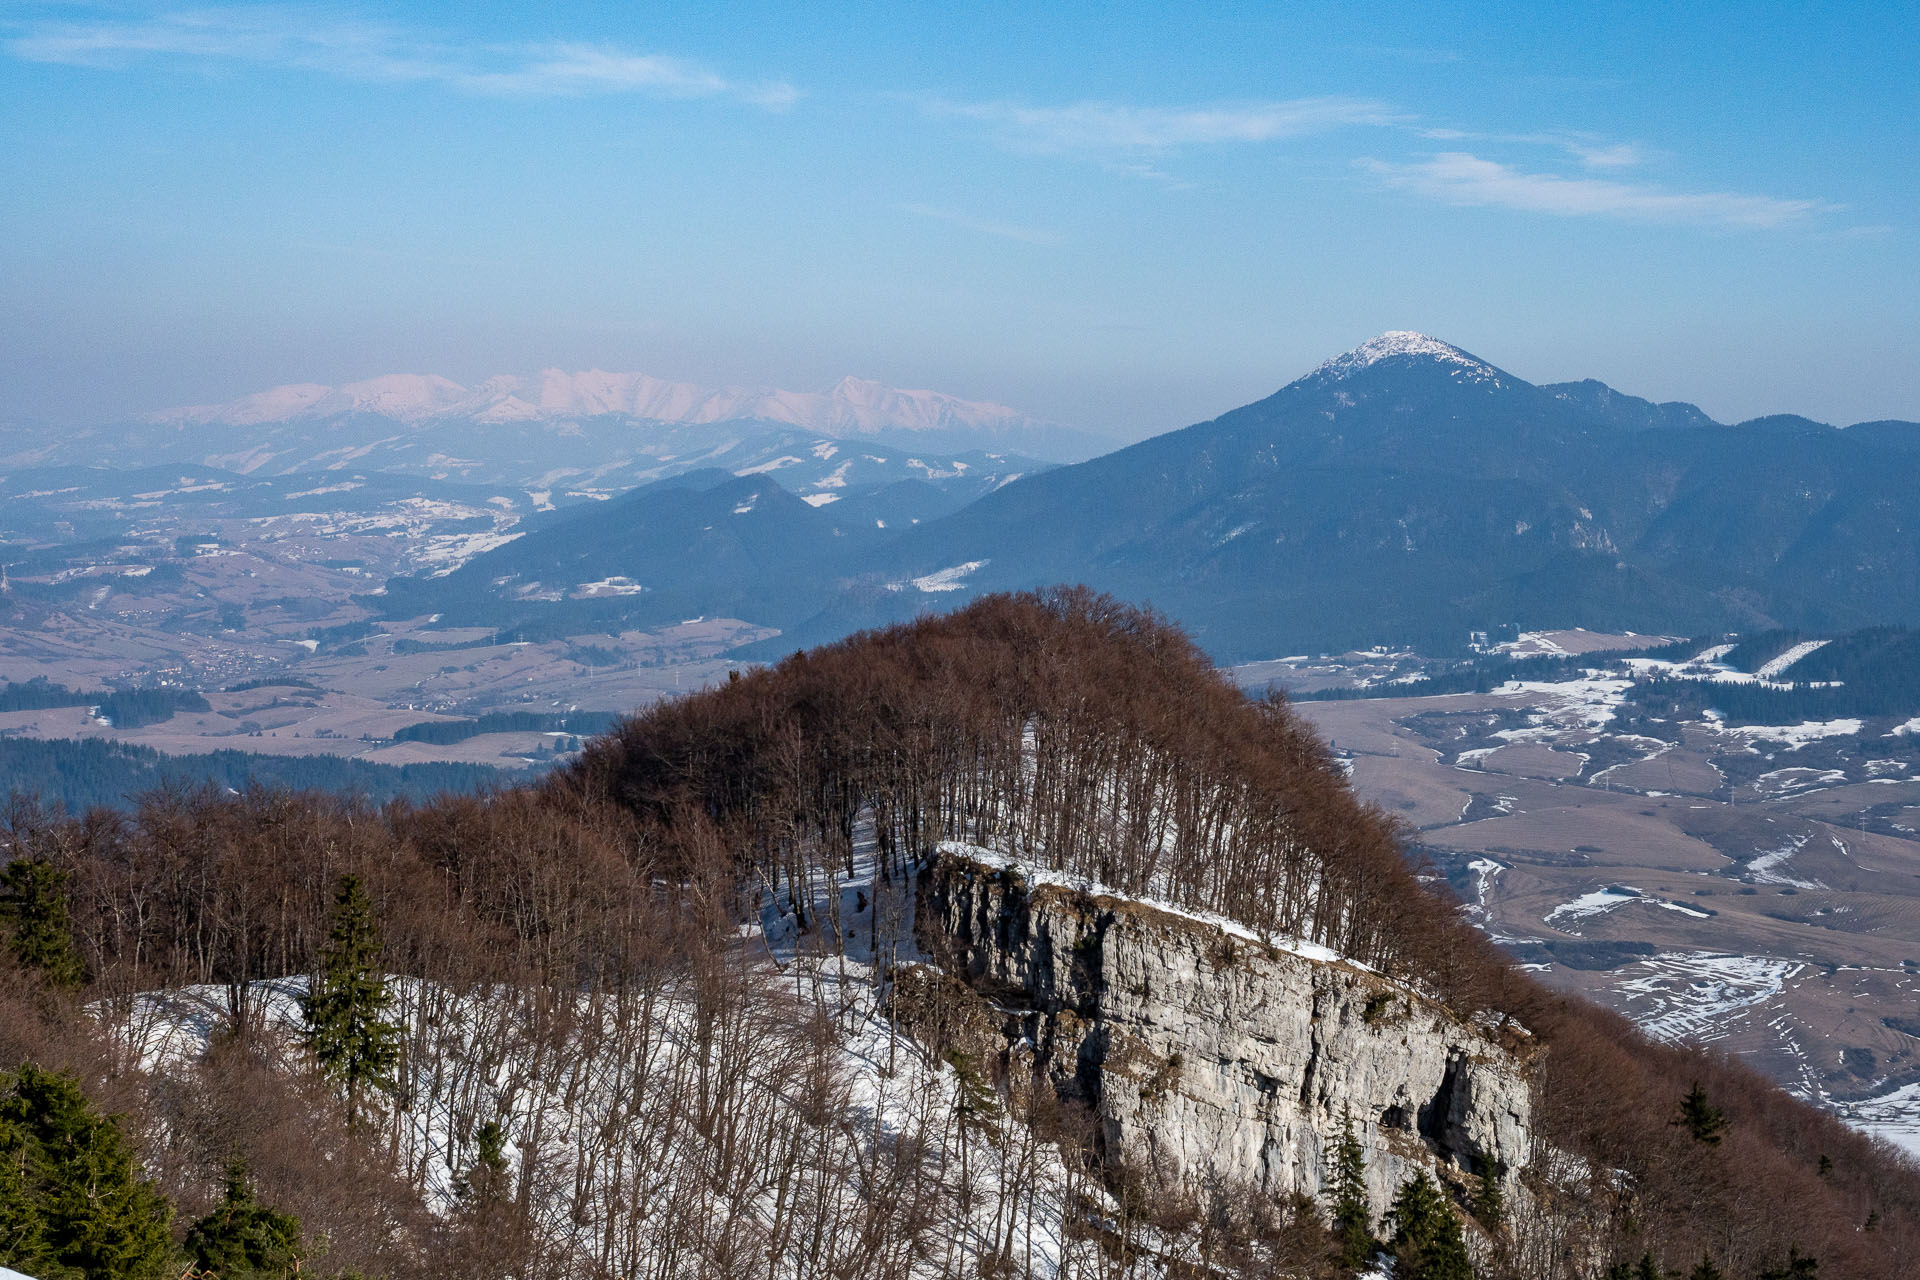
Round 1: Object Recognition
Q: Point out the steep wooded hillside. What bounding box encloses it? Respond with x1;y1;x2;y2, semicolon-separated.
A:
0;590;1914;1278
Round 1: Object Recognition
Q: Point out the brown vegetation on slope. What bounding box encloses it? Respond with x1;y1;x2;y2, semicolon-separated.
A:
575;587;1920;1278
0;587;1914;1277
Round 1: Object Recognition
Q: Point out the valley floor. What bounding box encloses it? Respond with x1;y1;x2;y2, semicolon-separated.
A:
1265;632;1920;1154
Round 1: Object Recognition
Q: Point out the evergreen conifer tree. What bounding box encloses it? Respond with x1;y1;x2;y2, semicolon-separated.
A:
453;1119;511;1205
0;1065;172;1280
183;1157;304;1279
0;857;85;989
1634;1251;1663;1280
1688;1254;1724;1280
1385;1170;1473;1280
0;1112;53;1276
1756;1247;1819;1279
1325;1106;1373;1270
1674;1082;1727;1144
1471;1155;1506;1231
301;874;400;1126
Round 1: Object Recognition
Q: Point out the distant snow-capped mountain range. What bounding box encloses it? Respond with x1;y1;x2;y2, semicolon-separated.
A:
0;368;1109;488
151;368;1067;442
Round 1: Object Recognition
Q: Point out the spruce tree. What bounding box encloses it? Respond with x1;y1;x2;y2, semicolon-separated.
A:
1674;1082;1727;1145
0;1112;52;1276
1688;1254;1724;1280
1634;1252;1663;1280
183;1157;304;1279
0;857;85;990
301;874;400;1126
1325;1106;1373;1270
0;1065;173;1280
1471;1154;1506;1231
1756;1247;1818;1279
1385;1170;1473;1280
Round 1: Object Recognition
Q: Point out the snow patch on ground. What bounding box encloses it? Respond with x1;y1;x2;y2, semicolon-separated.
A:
1846;1082;1920;1159
570;576;644;597
1613;952;1803;1044
1755;639;1830;680
1545;886;1640;929
898;560;988;593
1745;834;1824;889
1717;719;1863;751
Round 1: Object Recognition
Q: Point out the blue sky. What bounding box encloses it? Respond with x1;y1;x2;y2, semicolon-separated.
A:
2;1;1915;438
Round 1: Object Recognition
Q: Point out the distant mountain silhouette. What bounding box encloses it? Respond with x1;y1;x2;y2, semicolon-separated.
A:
387;332;1920;660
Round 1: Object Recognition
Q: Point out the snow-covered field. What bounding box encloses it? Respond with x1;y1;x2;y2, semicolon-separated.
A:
1845;1083;1920;1159
1612;953;1805;1045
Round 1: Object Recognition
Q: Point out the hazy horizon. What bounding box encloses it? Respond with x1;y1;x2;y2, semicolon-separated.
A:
3;2;1915;441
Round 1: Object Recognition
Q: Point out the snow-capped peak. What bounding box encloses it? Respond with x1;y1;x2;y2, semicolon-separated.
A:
1305;331;1501;384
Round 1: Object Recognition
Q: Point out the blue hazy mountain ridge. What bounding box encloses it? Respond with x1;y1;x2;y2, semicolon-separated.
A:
388;334;1920;661
378;472;875;635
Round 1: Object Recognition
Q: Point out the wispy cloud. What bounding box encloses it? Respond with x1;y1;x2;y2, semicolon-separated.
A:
1363;152;1833;229
6;7;798;108
1416;128;1646;170
897;203;1058;245
1562;140;1642;170
916;95;1401;154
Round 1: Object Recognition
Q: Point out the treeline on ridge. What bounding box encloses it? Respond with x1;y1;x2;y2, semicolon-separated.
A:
391;710;618;746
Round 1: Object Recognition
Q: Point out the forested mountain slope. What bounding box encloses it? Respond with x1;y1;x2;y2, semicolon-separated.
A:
401;333;1920;662
0;591;1914;1278
837;335;1920;658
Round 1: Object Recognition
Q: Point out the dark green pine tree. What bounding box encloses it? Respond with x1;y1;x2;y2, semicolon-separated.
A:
1471;1155;1506;1231
1325;1106;1374;1271
1756;1247;1819;1279
1634;1251;1664;1280
1385;1170;1473;1280
0;1064;173;1280
301;874;401;1126
0;857;86;990
1674;1082;1727;1145
183;1156;304;1279
1687;1254;1724;1280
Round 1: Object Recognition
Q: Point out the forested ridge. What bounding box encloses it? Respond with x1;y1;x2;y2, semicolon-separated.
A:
0;590;1914;1278
0;735;516;814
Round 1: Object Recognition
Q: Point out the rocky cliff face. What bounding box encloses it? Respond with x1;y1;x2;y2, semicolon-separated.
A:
913;845;1536;1218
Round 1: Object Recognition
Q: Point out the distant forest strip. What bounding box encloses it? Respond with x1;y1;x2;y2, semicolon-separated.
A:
390;710;620;745
0;678;209;728
1630;676;1920;725
0;736;519;813
1631;626;1920;724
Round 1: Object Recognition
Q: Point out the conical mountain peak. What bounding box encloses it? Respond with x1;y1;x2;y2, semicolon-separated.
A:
1303;331;1504;385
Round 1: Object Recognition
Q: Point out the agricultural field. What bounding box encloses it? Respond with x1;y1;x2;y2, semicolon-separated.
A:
1259;630;1920;1152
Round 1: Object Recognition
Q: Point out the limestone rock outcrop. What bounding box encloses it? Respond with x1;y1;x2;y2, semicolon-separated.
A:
914;845;1536;1217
